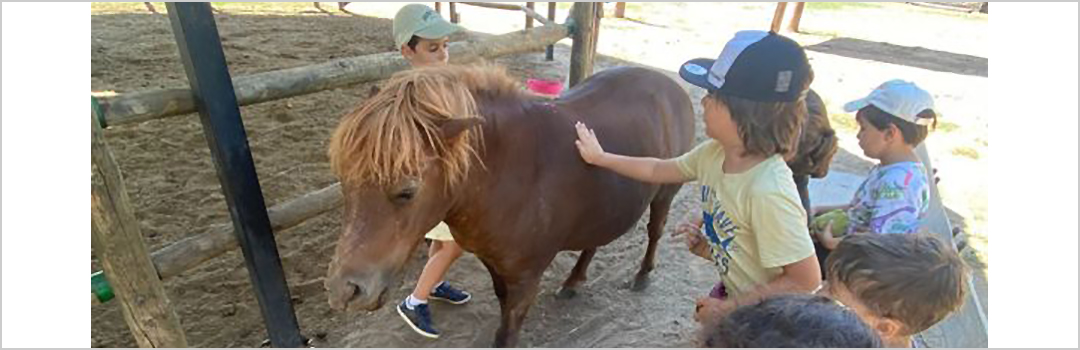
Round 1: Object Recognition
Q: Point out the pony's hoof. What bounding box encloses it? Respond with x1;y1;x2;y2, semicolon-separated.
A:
555;288;578;300
629;275;650;292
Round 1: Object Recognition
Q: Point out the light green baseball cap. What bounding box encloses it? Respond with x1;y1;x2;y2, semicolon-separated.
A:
393;4;463;49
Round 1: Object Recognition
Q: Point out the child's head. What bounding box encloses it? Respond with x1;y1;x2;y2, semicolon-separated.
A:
393;4;462;67
678;30;813;159
844;80;938;159
698;294;882;348
822;233;968;342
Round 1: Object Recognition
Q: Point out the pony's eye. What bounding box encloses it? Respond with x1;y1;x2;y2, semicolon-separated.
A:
392;188;417;204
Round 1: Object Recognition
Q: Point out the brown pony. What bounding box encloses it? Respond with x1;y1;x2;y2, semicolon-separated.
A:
324;64;695;347
789;89;839;216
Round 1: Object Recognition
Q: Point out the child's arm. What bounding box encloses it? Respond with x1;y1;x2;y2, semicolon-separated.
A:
809;204;851;217
574;122;692;184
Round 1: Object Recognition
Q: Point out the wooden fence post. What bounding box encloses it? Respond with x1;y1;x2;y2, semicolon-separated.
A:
91;107;188;348
614;2;626;18
569;2;598;87
787;2;805;33
526;2;535;28
449;2;459;23
770;2;788;33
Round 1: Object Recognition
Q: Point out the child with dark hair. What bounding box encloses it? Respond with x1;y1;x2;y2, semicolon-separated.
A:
391;4;472;339
698;294;882;348
574;30;821;321
820;233;969;348
812;80;940;265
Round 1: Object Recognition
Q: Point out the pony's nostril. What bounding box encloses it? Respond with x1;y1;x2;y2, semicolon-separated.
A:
347;282;364;303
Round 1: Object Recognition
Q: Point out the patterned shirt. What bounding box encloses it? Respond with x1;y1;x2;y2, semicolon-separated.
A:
846;161;931;234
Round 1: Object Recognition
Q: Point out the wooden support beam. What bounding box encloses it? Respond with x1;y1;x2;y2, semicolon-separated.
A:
614;2;626;18
568;2;598;87
93;182;343;302
787;2;805;33
526;2;535;28
96;24;570;128
458;2;550;25
449;2;459;23
150;183;343;280
434;2;442;14
771;2;788;33
92;109;188;348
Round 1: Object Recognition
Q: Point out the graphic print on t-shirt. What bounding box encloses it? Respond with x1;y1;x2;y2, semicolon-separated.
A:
700;185;737;275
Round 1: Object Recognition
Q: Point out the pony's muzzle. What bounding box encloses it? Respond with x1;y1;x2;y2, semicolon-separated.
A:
325;270;391;312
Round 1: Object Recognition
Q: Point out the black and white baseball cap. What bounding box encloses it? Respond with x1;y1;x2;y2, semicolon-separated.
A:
679;30;811;102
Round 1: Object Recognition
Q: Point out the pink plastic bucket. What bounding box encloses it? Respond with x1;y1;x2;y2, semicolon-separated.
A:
527;78;564;96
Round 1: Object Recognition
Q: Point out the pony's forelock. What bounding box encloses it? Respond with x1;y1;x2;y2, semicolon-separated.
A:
328;64;523;189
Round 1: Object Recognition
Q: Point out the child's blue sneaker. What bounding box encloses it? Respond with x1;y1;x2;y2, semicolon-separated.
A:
397;300;439;339
430;282;471;305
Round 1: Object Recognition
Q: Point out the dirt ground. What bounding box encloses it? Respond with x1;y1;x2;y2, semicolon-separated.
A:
91;2;987;347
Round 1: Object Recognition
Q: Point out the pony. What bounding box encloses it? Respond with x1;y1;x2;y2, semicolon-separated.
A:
323;64;695;347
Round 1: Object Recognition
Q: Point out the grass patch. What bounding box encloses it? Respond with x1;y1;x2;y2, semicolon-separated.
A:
935;121;960;133
799;29;842;38
806;2;883;11
951;146;980;159
828;112;859;133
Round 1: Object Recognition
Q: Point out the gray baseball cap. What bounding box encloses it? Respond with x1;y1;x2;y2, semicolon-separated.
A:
393;4;463;49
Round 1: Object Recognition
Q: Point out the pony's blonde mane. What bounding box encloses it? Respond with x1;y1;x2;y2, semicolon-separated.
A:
328;64;526;188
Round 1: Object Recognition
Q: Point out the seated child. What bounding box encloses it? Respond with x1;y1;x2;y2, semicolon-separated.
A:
698;294;882;348
812;80;940;267
820;233;969;348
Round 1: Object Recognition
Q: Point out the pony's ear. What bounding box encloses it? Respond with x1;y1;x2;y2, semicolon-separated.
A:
437;117;483;140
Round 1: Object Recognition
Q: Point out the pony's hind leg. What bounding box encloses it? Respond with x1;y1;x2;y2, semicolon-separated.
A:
632;185;680;291
556;248;597;299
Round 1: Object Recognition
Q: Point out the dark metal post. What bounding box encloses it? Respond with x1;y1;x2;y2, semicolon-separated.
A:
166;3;304;347
546;2;556;61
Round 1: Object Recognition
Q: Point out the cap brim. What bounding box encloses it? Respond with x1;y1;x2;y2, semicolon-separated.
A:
843;98;870;113
413;21;464;40
679;58;719;90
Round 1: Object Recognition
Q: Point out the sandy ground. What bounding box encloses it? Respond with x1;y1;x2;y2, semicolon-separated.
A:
91;2;987;347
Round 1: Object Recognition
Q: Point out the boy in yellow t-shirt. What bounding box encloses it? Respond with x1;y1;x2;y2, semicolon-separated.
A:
574;30;820;322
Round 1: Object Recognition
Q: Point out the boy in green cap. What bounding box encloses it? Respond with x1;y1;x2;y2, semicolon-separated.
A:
391;3;471;339
393;3;462;67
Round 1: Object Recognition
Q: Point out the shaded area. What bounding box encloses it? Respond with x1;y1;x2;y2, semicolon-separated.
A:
806;37;987;77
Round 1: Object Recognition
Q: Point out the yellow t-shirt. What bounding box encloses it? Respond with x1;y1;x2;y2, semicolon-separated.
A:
675;140;814;296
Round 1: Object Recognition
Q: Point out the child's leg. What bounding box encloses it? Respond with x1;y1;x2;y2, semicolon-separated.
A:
411;239;464;300
428;239;444;258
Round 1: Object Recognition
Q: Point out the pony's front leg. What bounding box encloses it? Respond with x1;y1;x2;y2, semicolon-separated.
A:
492;275;543;347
